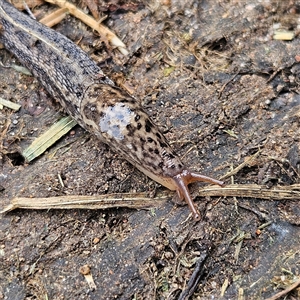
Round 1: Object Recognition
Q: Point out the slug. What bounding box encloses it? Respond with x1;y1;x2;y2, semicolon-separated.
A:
0;0;224;220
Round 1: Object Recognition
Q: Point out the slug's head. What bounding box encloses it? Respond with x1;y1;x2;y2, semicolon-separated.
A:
171;170;224;221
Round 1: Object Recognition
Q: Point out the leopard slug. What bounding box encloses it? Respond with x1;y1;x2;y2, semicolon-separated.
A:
0;0;224;220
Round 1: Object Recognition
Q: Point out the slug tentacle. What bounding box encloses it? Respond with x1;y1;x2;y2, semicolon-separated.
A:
172;170;224;221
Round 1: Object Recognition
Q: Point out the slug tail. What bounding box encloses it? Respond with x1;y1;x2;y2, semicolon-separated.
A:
172;170;224;221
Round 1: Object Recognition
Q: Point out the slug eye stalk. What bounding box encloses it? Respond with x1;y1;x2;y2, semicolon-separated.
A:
172;170;225;221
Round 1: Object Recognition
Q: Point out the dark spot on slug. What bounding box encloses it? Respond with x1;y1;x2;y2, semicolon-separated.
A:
76;92;82;97
178;164;183;169
158;162;163;168
143;151;150;158
171;165;175;169
156;132;161;139
159;141;167;148
149;148;153;152
126;124;135;136
135;115;140;122
154;149;159;155
147;137;153;143
34;39;42;47
137;123;142;130
132;144;137;151
169;153;175;159
83;104;99;122
145;119;152;133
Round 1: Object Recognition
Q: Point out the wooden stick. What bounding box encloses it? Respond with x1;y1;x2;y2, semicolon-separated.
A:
265;277;300;300
2;184;300;213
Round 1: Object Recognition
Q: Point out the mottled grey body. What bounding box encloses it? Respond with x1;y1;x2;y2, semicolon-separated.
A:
0;0;184;189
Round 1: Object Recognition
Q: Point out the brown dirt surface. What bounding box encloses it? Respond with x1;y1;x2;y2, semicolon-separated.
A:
1;0;300;299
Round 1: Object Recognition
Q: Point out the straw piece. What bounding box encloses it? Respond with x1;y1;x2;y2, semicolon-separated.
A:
22;116;77;162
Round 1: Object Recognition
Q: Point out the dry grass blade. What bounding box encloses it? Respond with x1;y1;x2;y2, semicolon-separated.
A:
2;184;300;214
0;97;21;111
199;184;300;200
39;7;68;27
220;150;261;180
22;116;77;162
44;0;129;55
0;191;171;213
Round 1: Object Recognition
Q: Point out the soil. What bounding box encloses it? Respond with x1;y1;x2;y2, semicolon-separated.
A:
1;0;300;299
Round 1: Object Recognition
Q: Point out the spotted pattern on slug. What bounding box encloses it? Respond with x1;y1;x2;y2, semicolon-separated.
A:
0;0;185;183
81;83;185;179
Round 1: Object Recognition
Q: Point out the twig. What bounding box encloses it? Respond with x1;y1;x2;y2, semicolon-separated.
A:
178;253;208;300
265;277;300;300
2;183;300;213
220;150;261;180
198;183;300;200
218;72;239;98
44;0;128;55
1;191;170;213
